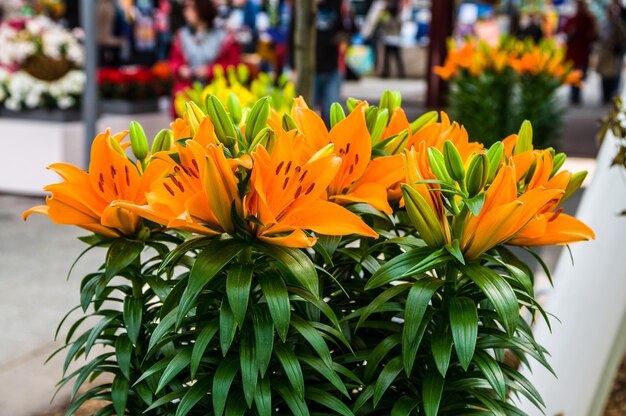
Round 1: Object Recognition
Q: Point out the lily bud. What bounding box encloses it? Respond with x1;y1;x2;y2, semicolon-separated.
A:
249;127;275;152
514;120;533;155
151;129;173;153
410;111;438;134
551;152;567;177
282;113;298;131
346;97;361;112
370;108;389;144
401;184;447;247
237;63;250;83
206;95;237;148
562;171;587;203
382;128;409;155
184;101;205;135
443;141;465;182
427;147;453;183
365;106;378;131
129;121;149;160
245;97;271;145
379;90;402;114
227;93;243;125
466;153;489;197
330;102;346;128
485;141;504;184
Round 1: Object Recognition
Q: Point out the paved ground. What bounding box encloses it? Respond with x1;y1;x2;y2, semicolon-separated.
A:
0;74;611;415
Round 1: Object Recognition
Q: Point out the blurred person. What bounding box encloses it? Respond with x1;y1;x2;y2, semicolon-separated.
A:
315;0;351;124
562;0;598;105
380;0;405;79
97;0;125;67
155;0;172;61
169;0;240;106
517;12;544;43
597;1;626;104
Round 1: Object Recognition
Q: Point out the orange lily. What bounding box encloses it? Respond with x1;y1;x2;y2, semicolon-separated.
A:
247;134;378;248
23;129;170;238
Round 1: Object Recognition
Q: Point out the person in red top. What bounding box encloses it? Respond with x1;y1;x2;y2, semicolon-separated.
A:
562;0;598;105
169;0;240;105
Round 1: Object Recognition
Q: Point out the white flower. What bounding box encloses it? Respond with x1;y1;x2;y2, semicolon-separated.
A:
57;96;74;109
5;97;20;111
0;88;6;102
25;91;42;108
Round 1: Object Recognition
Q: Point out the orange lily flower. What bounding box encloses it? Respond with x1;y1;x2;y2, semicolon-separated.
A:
247;135;378;248
23;129;170;238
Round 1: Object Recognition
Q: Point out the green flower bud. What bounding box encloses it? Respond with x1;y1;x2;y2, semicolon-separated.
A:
382;128;409;155
514;120;533;155
184;101;205;135
330;102;346;128
237;63;250;83
129;121;149;160
249;127;276;152
466;153;489;197
282;113;298;131
485;141;504;184
401;184;447;247
227;93;243;125
245;97;271;145
379;90;402;114
151;129;173;153
427;147;453;183
206;95;237;148
551;152;567;177
365;106;378;131
346;97;361;112
443;141;465;182
410;111;439;134
562;170;587;203
370;108;389;144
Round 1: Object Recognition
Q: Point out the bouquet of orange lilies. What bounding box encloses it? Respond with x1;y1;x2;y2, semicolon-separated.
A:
435;36;580;149
25;91;594;415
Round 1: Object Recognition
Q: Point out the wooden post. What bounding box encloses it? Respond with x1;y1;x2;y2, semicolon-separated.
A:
294;0;317;104
426;0;455;108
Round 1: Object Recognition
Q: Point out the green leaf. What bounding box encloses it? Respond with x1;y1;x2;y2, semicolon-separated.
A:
84;312;118;357
220;299;237;356
253;305;274;377
403;277;443;375
191;321;219;378
364;334;401;382
105;239;144;279
274;343;305;398
147;307;178;353
449;297;478;370
123;296;143;345
464;264;519;336
305;387;354;416
212;356;239;416
114;334;132;380
373;356;403;407
258;271;291;342
255;243;319;295
111;374;129;416
226;265;254;327
299;354;349;398
157;236;212;275
291;316;333;368
144;389;186;412
288;287;341;330
464;192;485;217
431;320;453;377
444;239;465;265
178;239;243;325
391;396;420;416
356;283;411;329
473;350;507;400
254;376;272;416
156;348;192;393
176;376;211;416
274;379;310;416
240;327;257;408
366;247;435;289
422;367;444;416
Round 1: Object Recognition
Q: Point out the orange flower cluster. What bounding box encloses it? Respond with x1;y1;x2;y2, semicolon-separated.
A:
24;96;594;259
435;36;581;86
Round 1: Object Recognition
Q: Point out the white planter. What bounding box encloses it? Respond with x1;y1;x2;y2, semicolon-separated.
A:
0;118;85;195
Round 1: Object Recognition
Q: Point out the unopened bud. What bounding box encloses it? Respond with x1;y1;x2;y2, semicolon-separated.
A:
443;141;465;182
206;95;237;148
151;129;173;153
410;111;438;134
245;97;271;145
514;120;533;155
330;103;346;128
466;153;489;197
227;93;243;125
129;121;149;160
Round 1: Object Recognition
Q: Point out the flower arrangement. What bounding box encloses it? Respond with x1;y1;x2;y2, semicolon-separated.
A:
174;64;295;118
98;63;174;101
25;91;594;415
0;15;84;111
435;37;580;149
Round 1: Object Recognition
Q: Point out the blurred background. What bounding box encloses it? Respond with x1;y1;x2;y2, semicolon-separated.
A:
0;0;625;415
